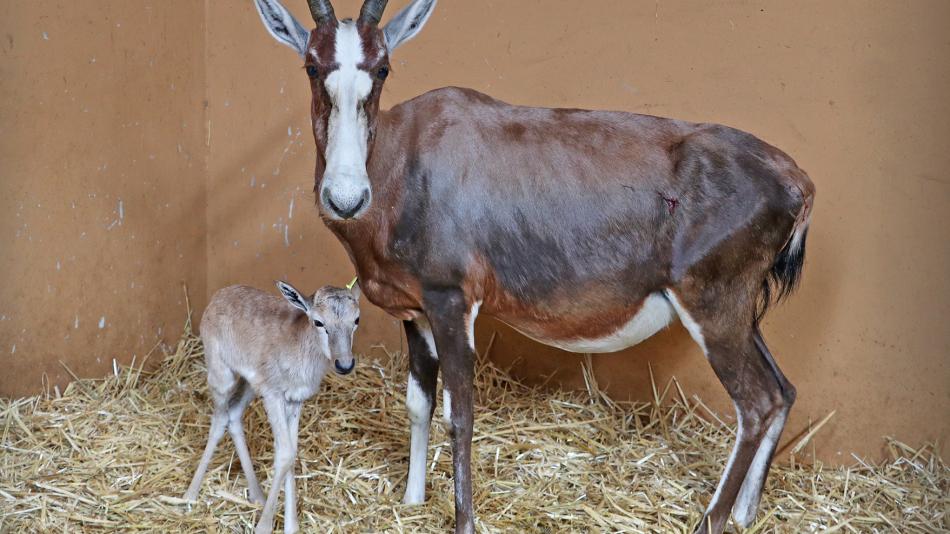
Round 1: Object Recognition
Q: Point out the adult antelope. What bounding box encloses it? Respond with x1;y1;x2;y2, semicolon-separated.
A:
252;1;816;532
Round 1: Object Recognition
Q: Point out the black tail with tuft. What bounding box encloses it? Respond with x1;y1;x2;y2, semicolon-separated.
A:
756;228;808;324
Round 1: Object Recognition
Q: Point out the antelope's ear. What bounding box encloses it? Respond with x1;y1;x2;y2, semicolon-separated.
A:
276;280;310;312
383;0;437;53
253;0;311;58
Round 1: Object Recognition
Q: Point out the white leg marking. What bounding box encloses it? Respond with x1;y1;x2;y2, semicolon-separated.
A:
442;388;452;426
406;374;430;422
465;301;481;351
414;317;438;360
733;409;788;526
665;290;708;354
404;374;431;505
706;405;743;513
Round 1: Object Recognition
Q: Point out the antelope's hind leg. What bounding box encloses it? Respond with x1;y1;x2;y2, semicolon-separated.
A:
731;327;796;526
665;290;792;534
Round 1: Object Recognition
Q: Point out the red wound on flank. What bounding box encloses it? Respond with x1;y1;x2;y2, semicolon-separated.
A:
660;193;679;215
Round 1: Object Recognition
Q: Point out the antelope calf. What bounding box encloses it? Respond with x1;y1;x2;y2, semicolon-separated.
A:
184;281;361;534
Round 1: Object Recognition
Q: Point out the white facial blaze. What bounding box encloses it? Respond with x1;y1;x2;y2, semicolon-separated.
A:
323;21;373;210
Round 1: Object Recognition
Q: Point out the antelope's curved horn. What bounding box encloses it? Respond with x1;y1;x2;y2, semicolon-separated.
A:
358;0;388;26
308;0;336;25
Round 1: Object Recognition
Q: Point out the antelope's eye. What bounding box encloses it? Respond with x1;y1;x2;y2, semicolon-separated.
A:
354;317;360;325
313;319;324;328
376;66;389;80
306;65;319;79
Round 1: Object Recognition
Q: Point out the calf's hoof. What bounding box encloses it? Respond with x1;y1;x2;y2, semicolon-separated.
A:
402;491;424;505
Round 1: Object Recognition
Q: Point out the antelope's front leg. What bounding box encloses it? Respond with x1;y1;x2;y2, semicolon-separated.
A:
403;318;440;504
424;288;478;534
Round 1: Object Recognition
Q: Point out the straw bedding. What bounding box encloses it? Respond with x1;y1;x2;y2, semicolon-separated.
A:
1;318;946;533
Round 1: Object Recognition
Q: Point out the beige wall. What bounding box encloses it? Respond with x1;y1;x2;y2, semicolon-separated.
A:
204;0;403;355
3;0;947;462
0;2;207;396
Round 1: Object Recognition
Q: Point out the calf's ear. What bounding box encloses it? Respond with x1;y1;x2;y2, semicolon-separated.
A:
276;280;311;312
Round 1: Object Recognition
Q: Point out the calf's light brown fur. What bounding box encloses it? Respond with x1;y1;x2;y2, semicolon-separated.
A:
184;282;360;534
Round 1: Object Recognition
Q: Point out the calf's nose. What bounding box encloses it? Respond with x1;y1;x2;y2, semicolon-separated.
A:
334;358;355;375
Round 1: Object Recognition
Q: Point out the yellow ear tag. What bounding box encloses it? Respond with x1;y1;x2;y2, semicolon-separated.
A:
346;277;358;290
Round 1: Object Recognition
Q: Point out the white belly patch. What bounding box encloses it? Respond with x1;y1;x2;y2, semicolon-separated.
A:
511;292;675;353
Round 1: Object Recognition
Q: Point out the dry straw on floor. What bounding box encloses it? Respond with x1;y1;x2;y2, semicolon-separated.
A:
1;317;946;533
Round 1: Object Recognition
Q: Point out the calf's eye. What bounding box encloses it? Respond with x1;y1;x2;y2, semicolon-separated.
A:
313;320;324;328
306;65;319;79
376;66;389;80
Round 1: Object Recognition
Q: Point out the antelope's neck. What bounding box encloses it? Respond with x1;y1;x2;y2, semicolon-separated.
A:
323;108;425;321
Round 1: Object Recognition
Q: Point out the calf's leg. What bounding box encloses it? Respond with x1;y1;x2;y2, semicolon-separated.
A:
184;361;240;502
183;406;228;502
282;401;302;534
256;395;297;534
227;380;264;504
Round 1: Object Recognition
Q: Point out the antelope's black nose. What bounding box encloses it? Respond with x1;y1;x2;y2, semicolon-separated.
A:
334;358;355;375
324;189;369;220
